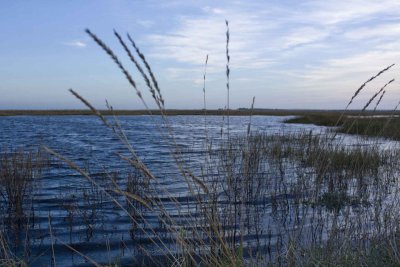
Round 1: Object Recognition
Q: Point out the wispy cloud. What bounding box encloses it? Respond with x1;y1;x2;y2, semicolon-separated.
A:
282;27;329;49
202;6;225;15
60;0;400;108
344;23;400;41
136;19;155;28
297;0;400;25
4;0;400;109
135;0;400;109
286;49;399;109
64;40;87;48
145;8;277;80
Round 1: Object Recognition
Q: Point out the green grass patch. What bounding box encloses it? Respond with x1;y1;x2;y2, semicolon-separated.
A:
286;113;400;140
339;117;400;140
284;114;344;126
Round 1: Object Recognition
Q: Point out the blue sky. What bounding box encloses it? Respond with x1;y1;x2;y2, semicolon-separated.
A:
1;0;400;110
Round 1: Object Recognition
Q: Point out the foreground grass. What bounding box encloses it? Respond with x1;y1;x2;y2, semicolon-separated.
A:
298;234;400;267
2;129;399;266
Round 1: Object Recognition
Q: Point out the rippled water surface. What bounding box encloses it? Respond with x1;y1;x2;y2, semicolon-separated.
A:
0;115;361;266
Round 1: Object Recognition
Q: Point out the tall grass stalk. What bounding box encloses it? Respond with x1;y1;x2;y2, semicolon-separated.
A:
203;54;209;141
362;78;394;112
373;90;386;111
332;64;395;131
225;20;230;139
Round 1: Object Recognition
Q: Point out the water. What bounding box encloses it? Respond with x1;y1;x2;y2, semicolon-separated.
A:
0;115;391;266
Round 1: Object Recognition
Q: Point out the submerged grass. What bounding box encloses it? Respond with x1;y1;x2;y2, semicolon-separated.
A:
0;149;46;222
0;149;48;265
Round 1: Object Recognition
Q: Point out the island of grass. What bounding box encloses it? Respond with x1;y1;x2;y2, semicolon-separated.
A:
285;112;400;140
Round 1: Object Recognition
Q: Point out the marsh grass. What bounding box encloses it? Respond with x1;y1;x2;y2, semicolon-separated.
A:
340;117;400;140
0;149;46;224
0;148;48;265
202;130;400;265
286;66;399;144
287;114;400;141
284;114;344;126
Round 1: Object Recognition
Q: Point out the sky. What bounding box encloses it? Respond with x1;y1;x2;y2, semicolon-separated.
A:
1;0;400;110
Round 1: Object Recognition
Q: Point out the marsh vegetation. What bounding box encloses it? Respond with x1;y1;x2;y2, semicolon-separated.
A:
1;123;400;266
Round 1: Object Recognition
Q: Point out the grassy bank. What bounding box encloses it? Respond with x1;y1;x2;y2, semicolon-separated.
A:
285;113;400;140
340;117;400;140
284;113;344;126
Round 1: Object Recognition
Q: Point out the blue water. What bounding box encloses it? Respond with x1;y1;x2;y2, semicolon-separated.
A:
0;115;331;266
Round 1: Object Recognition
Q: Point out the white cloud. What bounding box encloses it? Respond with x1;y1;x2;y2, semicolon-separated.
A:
64;40;87;48
165;67;202;80
202;6;225;15
283;27;329;49
344;23;400;41
298;0;400;25
135;0;400;107
290;50;399;105
136;19;155;28
145;8;278;80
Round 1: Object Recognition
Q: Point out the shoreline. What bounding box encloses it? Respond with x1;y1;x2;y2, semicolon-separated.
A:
1;109;399;117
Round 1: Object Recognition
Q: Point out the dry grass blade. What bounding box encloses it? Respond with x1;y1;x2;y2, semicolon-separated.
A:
374;90;386;111
116;153;156;180
347;63;395;108
382;100;400;130
69;89;111;127
247;96;256;136
127;33;165;108
43;146;140;214
203;54;209;139
203;55;209;109
55;238;102;267
48;213;56;267
44;146;178;260
225;20;230;138
113;30;162;109
330;64;395;133
111;189;152;210
362;79;394;111
0;232;13;263
203;55;209;95
183;170;209;194
85;29;149;109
